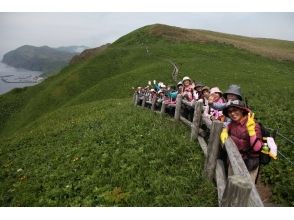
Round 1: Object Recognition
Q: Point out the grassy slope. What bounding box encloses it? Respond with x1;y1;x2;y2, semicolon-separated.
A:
150;24;294;61
0;99;216;206
0;24;294;206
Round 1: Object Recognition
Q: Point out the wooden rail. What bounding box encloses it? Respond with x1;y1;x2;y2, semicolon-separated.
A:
133;93;264;207
224;138;264;206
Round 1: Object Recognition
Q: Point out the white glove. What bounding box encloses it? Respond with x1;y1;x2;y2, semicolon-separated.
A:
226;100;232;106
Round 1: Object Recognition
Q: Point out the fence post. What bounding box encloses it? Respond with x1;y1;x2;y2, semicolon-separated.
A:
174;94;182;121
221;175;252;207
160;101;166;115
134;93;139;106
141;95;146;108
191;101;203;141
133;93;136;103
205;120;223;180
215;159;227;206
224;137;264;206
151;95;157;111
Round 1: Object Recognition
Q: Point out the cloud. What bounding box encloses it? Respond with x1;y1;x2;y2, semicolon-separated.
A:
0;12;294;58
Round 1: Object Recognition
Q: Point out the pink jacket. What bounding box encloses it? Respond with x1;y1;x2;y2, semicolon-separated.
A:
203;97;225;120
181;85;194;102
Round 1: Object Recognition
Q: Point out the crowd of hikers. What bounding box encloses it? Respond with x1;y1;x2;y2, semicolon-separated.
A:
134;76;277;183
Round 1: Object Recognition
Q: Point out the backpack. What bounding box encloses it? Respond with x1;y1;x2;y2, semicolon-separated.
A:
258;123;278;165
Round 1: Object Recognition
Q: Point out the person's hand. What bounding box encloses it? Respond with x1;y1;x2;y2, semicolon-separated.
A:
220;128;228;144
246;112;256;136
208;95;215;104
225;100;232;106
209;115;216;121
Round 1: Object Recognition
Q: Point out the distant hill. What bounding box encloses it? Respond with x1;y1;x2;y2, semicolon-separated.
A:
69;43;110;65
56;45;89;53
2;45;78;73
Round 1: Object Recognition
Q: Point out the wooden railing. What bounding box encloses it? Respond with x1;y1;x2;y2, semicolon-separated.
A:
133;93;264;207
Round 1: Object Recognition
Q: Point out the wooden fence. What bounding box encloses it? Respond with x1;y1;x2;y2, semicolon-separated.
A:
133;93;264;207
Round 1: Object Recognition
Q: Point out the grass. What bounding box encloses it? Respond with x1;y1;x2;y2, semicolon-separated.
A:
0;99;216;206
0;24;293;206
149;24;294;61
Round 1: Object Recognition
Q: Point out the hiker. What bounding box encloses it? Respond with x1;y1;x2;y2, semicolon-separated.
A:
209;84;243;126
220;100;263;183
181;76;194;102
204;87;225;121
137;87;144;97
152;80;161;92
149;89;157;102
198;86;210;106
209;84;243;110
177;81;183;94
193;82;204;100
145;86;150;98
223;84;243;102
165;85;178;104
157;89;166;104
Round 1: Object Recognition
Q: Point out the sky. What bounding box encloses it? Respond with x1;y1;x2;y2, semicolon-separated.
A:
1;12;294;59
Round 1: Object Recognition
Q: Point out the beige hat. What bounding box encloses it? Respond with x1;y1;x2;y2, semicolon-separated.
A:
182;76;191;82
201;86;210;92
210;87;222;95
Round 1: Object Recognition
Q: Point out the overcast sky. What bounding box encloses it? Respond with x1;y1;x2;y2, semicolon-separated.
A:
0;12;294;59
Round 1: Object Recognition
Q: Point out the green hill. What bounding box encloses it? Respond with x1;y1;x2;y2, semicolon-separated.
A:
0;24;294;206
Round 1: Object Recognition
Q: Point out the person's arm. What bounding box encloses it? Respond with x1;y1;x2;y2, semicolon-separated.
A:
203;105;213;119
250;122;263;151
246;113;263;151
211;102;227;110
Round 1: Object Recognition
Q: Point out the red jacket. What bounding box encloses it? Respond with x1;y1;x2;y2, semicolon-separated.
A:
228;116;262;159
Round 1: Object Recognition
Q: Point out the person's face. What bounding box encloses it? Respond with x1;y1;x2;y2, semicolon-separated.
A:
203;90;210;98
227;107;243;122
183;80;190;86
178;85;183;91
213;92;221;100
227;94;238;101
196;86;202;92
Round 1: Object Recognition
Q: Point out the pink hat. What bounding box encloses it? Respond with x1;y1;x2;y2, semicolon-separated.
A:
210;87;222;95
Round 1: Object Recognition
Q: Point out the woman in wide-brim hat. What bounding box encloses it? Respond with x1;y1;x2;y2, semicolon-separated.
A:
223;84;243;101
181;76;194;102
205;87;225;121
198;86;210;106
193;82;204;100
221;100;263;183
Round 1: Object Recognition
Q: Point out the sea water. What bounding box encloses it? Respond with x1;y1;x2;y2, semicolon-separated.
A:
0;62;43;95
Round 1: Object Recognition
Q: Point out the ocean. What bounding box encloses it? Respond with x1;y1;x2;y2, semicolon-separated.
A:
0;62;43;95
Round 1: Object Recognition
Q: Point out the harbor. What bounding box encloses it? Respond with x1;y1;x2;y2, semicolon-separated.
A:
0;62;43;94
